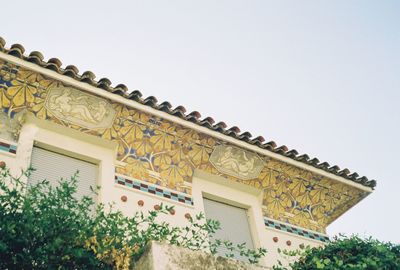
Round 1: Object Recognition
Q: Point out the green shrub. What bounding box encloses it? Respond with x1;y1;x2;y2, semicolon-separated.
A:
274;235;400;270
0;166;266;269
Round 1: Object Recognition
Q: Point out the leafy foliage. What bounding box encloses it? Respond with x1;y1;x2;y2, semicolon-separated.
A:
273;235;400;270
0;166;266;269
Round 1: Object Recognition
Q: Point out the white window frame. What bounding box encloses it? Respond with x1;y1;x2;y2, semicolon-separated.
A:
192;170;267;265
18;116;117;204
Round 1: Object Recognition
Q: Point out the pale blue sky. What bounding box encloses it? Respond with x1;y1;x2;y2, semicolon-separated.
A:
2;1;399;243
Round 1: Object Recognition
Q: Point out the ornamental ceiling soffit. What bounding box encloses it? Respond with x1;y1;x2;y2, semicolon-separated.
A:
45;87;116;129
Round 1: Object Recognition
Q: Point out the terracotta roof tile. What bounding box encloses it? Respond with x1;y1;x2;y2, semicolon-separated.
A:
27;51;44;64
262;141;276;151
158;101;173;112
296;154;310;162
127;90;142;102
172;106;186;118
0;37;376;189
285;149;299;158
199;116;215;128
143;96;158;107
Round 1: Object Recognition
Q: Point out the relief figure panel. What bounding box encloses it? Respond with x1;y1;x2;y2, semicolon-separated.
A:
45;87;116;129
210;145;264;180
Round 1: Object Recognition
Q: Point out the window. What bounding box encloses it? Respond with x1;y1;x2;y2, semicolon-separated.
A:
29;147;98;201
203;198;254;261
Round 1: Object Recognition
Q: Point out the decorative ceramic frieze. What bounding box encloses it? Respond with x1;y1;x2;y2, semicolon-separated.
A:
264;218;329;243
115;174;194;206
45;87;116;129
210;145;264;180
0;140;17;155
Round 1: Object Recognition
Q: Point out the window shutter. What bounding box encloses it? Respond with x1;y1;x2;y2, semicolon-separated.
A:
29;147;97;200
203;198;254;261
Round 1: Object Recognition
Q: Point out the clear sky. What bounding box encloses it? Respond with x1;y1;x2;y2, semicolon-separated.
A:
2;1;399;243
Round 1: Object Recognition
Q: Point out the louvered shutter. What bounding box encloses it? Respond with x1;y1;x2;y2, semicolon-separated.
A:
29;147;97;200
203;198;254;261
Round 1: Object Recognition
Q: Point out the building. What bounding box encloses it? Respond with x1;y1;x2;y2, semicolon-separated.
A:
0;37;376;268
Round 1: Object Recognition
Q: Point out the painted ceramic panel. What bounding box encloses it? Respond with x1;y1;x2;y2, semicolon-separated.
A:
0;59;369;232
210;145;264;180
0;110;25;142
45;87;116;129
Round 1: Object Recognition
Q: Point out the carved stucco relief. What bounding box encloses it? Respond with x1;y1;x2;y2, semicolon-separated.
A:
45;87;116;129
0;110;26;142
210;145;264;180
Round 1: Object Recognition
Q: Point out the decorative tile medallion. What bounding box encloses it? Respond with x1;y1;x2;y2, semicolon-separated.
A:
0;140;17;154
210;145;264;180
45;87;116;129
115;174;194;206
264;218;329;243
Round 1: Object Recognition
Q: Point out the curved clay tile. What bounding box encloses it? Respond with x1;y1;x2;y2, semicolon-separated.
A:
212;122;228;132
97;78;112;90
27;51;44;64
252;136;265;143
263;141;277;150
285;149;299;158
200;116;215;126
8;44;25;58
296;154;310;162
80;71;96;84
338;168;350;177
173;105;186;113
317;162;330;169
143;96;158;107
366;179;376;187
114;84;128;93
63;65;79;78
188;111;202;120
158;101;173;112
171;106;187;118
127;90;143;102
348;172;359;180
185;111;202;123
48;58;62;68
328;165;340;173
238;131;252;141
308;158;320;166
275;145;289;154
229;126;241;134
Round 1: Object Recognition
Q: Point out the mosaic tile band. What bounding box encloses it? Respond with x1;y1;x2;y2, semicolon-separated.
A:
0;141;17;154
264;218;329;243
115;175;194;206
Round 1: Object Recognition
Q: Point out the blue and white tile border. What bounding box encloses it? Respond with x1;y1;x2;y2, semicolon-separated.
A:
115;174;194;206
264;218;330;243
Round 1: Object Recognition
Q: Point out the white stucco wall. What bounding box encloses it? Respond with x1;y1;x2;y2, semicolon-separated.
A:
0;118;327;268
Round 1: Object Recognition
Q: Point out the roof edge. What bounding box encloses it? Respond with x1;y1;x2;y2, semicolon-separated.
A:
0;47;375;192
